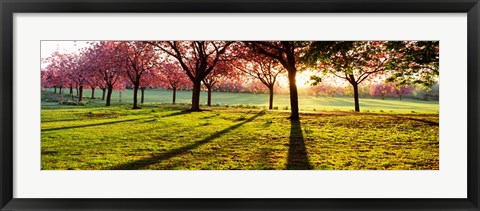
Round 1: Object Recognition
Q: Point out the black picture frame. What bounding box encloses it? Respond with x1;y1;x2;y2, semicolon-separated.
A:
1;0;479;210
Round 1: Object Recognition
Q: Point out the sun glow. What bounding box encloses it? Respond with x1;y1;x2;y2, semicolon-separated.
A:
277;69;317;89
295;70;315;88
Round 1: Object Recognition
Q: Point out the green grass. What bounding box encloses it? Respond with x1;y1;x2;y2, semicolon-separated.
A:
41;95;439;170
43;88;439;113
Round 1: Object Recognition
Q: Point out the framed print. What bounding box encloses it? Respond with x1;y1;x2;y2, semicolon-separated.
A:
1;0;479;210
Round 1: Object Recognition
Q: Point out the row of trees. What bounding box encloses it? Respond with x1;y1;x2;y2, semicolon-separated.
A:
42;41;439;120
369;83;414;100
226;81;432;101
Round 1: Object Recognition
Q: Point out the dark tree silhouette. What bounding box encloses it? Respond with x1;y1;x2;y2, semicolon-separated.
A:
150;41;233;111
247;41;310;120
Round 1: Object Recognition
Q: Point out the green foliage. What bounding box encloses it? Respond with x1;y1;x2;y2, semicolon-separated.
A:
303;41;439;89
309;75;322;86
385;41;439;88
300;41;338;67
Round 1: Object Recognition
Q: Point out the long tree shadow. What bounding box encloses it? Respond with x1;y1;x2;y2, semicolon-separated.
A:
161;110;191;118
286;120;312;170
394;116;439;126
108;111;265;170
42;117;150;132
42;118;84;123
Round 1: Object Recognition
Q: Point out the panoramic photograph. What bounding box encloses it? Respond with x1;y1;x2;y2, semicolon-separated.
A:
41;41;439;170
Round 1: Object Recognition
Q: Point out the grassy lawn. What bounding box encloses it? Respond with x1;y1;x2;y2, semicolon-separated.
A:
41;91;439;170
44;88;439;113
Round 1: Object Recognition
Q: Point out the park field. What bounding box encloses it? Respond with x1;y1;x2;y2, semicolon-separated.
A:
41;89;439;170
43;88;439;113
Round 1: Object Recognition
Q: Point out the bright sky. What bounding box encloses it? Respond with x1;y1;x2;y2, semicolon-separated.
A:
41;41;93;68
278;71;314;88
278;69;350;88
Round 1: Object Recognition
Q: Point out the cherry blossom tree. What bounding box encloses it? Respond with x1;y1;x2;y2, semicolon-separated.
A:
54;52;83;100
393;83;414;100
202;60;240;106
149;41;233;111
304;41;394;112
233;54;285;109
246;41;310;120
81;46;104;99
215;79;245;93
122;41;157;109
370;83;396;100
245;81;269;94
138;66;163;104
158;62;190;104
43;51;75;95
87;41;126;106
310;84;344;98
85;74;104;99
42;63;62;93
40;69;48;89
386;41;439;87
71;51;93;102
310;85;323;98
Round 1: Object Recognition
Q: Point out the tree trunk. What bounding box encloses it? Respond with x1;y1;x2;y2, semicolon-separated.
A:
352;82;360;112
91;88;95;99
106;86;113;106
191;80;202;111
101;88;106;100
75;87;79;97
132;85;140;109
399;95;402;101
59;87;62;94
172;87;176;104
207;86;212;106
69;86;73;95
141;88;145;104
381;95;384;100
287;69;300;120
54;87;57;94
78;85;83;103
268;86;274;109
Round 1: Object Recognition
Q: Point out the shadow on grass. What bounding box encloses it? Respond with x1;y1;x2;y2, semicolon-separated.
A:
395;116;439;126
42;118;84;123
161;110;192;118
41;104;100;110
42;117;150;132
263;122;273;127
108;111;265;170
200;113;221;119
286;120;312;170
